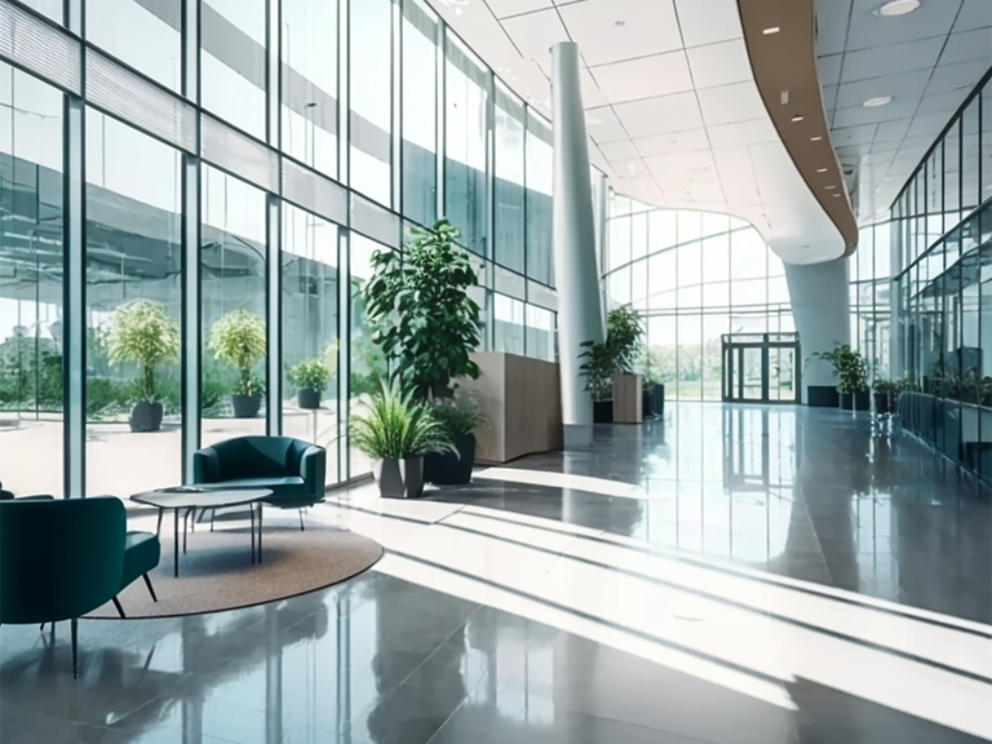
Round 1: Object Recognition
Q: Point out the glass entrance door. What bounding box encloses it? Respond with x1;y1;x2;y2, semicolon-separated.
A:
722;333;801;403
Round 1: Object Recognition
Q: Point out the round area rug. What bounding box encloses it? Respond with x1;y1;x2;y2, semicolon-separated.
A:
86;523;383;619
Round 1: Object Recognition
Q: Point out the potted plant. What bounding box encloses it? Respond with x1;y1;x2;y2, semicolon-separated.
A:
814;344;869;411
106;299;179;432
350;381;454;498
638;347;665;418
607;306;644;423
287;358;331;409
362;219;484;400
579;339;617;423
208;309;266;418
424;392;487;485
873;378;897;415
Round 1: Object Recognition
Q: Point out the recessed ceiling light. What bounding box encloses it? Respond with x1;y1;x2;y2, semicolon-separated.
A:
825;185;836;190
832;193;842;198
876;0;921;17
791;115;804;122
863;96;893;107
614;20;626;26
817;168;828;173
811;136;823;141
763;26;781;34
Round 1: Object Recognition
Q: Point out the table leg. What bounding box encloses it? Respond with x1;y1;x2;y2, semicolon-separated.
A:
156;508;163;537
183;507;189;554
258;502;263;564
173;508;180;578
250;503;256;565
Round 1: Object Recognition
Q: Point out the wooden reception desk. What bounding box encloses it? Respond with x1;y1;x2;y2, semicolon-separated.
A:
458;352;563;464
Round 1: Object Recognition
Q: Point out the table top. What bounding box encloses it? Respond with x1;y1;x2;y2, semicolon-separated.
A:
130;488;272;509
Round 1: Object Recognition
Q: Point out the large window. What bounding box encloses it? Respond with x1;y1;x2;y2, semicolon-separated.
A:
281;204;339;485
605;198;791;401
87;0;181;91
445;32;488;256
0;65;64;496
526;112;554;285
201;165;268;446
201;0;267;140
350;0;392;206
494;83;525;273
85;111;183;496
401;0;438;228
281;0;338;178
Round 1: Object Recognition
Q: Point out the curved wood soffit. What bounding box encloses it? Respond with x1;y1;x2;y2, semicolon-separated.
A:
737;0;859;257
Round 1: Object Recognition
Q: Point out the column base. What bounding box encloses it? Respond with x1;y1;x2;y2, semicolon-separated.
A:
563;424;594;449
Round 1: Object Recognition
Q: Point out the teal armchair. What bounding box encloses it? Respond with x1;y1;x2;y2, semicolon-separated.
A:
192;437;326;528
0;496;161;677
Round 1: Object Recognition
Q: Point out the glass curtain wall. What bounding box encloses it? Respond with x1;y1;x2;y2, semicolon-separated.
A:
0;0;559;496
0;63;64;497
887;69;991;485
606;196;792;401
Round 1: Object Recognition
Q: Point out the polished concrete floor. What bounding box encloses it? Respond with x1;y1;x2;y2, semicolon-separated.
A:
1;404;990;744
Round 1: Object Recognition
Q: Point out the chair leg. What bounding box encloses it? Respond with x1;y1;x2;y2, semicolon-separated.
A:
71;618;78;679
142;573;159;602
299;509;305;531
39;622;45;632
211;508;215;532
112;596;126;618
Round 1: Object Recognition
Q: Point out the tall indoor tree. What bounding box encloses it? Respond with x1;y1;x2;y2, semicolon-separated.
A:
362;219;483;399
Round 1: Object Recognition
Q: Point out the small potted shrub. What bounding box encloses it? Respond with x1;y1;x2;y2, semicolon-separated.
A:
814;344;869;411
873;378;897;415
424;392;487;485
579;339;616;423
106;299;179;432
208;309;266;418
287;358;331;409
350;381;454;499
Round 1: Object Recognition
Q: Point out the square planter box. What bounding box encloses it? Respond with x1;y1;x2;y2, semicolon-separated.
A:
374;457;425;499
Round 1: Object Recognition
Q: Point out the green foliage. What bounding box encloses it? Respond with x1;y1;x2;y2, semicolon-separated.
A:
813;344;868;394
872;378;898;396
287;358;331;392
200;366;230;416
606;306;644;374
107;299;180;403
578;307;645;401
431;392;487;439
362;219;483;398
894;376;920;393
208;309;266;396
350;381;455;460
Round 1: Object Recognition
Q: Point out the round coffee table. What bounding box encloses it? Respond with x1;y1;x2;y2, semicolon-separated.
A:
131;488;272;577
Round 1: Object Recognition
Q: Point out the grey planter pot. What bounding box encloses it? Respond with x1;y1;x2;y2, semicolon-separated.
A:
297;388;321;409
129;401;163;432
374;457;425;499
424;434;475;485
231;394;262;418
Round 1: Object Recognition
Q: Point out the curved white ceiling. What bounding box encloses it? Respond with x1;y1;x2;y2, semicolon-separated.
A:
431;0;848;264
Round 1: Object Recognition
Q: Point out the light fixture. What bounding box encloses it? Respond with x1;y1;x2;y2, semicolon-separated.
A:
863;96;893;107
614;20;626;26
811;136;823;141
876;0;920;17
763;26;781;34
832;193;842;198
825;185;836;190
791;115;804;122
817;168;828;173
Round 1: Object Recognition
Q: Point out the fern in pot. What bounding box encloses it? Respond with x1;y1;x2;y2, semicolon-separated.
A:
106;299;179;432
287;358;331;410
350;381;454;498
208;309;266;418
425;392;487;485
814;344;869;411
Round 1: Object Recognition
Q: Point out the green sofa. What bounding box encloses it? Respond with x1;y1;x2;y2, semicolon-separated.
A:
0;496;161;677
192;437;327;527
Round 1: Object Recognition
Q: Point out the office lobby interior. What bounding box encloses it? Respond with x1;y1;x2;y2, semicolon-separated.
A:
0;0;990;742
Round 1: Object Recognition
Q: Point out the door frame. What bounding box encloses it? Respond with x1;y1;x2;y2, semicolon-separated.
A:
721;333;801;404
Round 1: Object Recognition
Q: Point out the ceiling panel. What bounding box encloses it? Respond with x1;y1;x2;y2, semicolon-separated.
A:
486;0;553;19
559;0;683;66
817;54;844;87
584;106;628;143
598;139;640;162
953;0;992;32
580;69;609;109
589;52;693;104
634;129;711;157
838;36;945;84
938;28;992;65
844;0;961;51
831;123;879;147
832;68;932;109
613;92;704;138
686;39;752;89
500;8;569;68
673;0;743;48
706;117;779;148
696;81;767;126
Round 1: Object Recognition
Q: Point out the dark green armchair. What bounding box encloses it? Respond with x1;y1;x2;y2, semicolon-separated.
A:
192;437;326;527
0;496;161;677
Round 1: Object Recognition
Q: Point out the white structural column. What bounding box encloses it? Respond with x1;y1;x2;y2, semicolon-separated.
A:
784;258;851;404
551;42;605;447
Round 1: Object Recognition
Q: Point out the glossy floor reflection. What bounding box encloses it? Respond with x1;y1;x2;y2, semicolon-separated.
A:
1;404;990;744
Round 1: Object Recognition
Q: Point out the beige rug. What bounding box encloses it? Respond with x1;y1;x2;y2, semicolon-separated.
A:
86;523;382;619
